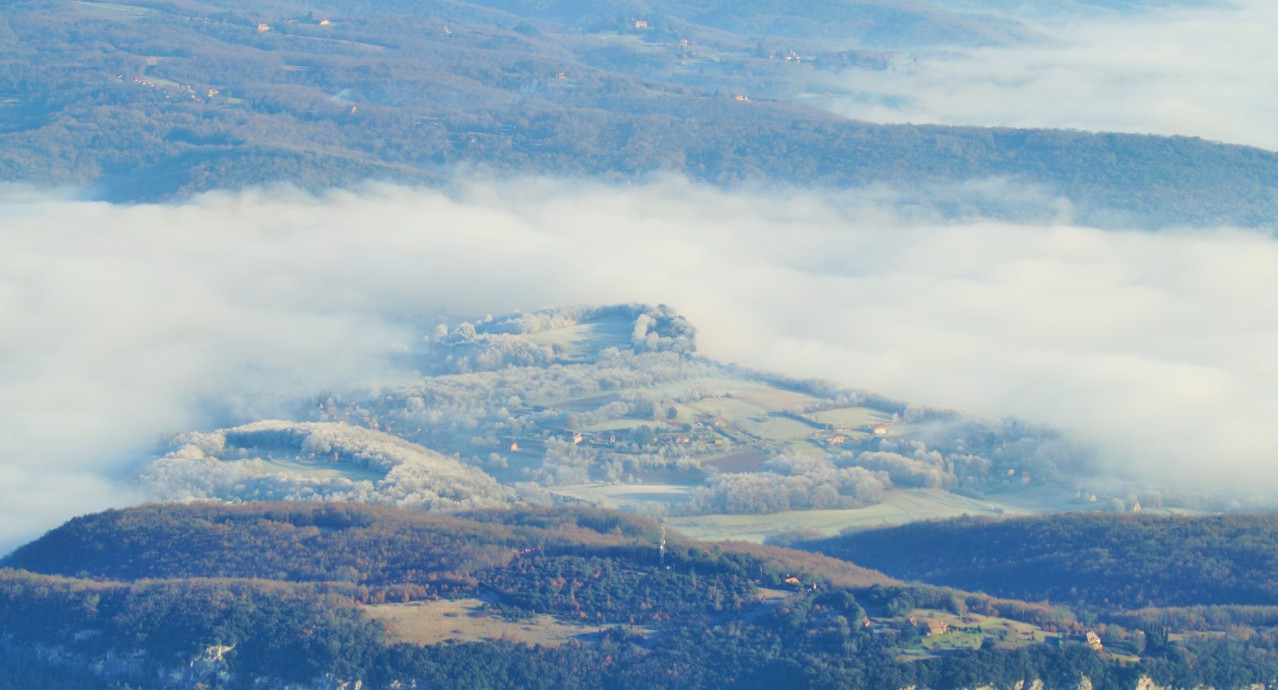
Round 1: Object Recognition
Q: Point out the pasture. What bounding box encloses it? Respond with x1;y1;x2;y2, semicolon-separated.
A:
735;414;822;441
907;610;1061;655
731;387;822;412
73;0;155;17
551;482;697;508
701;450;770;473
365;598;608;647
257;455;385;482
668;488;1011;543
685;396;767;420
809;407;894;429
523;313;633;363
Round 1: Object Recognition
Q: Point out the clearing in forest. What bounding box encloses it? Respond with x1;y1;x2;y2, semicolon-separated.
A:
364;598;609;647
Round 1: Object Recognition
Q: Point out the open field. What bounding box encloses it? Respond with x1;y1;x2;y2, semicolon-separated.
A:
809;407;894;429
523;314;633;362
732;388;823;412
551;482;697;508
982;482;1094;514
364;598;608;647
543;392;621;411
896;610;1062;660
668;489;1011;543
643;376;772;398
579;417;657;432
73;0;155;17
702;450;769;473
258;456;385;482
736;414;821;441
685;397;767;420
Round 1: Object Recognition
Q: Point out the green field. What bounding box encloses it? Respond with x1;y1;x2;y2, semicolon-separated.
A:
897;610;1062;659
580;417;653;432
668;489;1011;543
73;0;155;16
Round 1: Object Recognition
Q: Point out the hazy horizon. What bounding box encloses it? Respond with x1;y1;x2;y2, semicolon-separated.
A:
825;0;1278;152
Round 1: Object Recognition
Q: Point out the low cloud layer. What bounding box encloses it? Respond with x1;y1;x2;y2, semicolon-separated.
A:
826;1;1278;151
2;178;1277;550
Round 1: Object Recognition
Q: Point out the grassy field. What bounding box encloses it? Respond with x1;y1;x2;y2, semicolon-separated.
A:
701;450;769;473
364;598;608;647
685;397;768;420
580;417;652;432
809;407;894;429
668;489;1011;543
736;414;821;441
982;482;1094;514
523;313;633;363
643;376;771;398
257;456;385;482
895;609;1062;660
73;0;155;17
551;482;698;508
732;388;822;412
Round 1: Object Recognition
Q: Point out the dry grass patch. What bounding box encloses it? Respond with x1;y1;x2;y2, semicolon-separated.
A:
365;598;609;647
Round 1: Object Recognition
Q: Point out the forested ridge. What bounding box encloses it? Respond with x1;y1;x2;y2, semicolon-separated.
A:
1;502;892;599
800;513;1278;610
3;0;1277;226
7;503;1278;689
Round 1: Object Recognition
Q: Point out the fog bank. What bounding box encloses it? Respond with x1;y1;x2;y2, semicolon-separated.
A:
2;178;1276;549
826;1;1278;151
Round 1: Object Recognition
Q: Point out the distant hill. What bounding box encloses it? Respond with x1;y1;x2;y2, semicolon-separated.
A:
2;0;1276;227
131;304;1104;544
798;512;1278;610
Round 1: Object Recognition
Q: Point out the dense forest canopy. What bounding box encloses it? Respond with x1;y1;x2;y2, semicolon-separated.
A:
7;503;1278;689
799;513;1278;611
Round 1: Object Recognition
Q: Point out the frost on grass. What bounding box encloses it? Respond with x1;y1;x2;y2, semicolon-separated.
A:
144;420;515;511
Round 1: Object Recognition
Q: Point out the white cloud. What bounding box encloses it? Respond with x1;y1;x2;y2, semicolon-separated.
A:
3;178;1278;550
824;0;1278;151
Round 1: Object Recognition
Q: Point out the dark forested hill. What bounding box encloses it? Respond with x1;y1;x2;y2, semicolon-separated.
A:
8;503;1278;689
1;501;894;597
3;0;1276;227
799;513;1278;610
